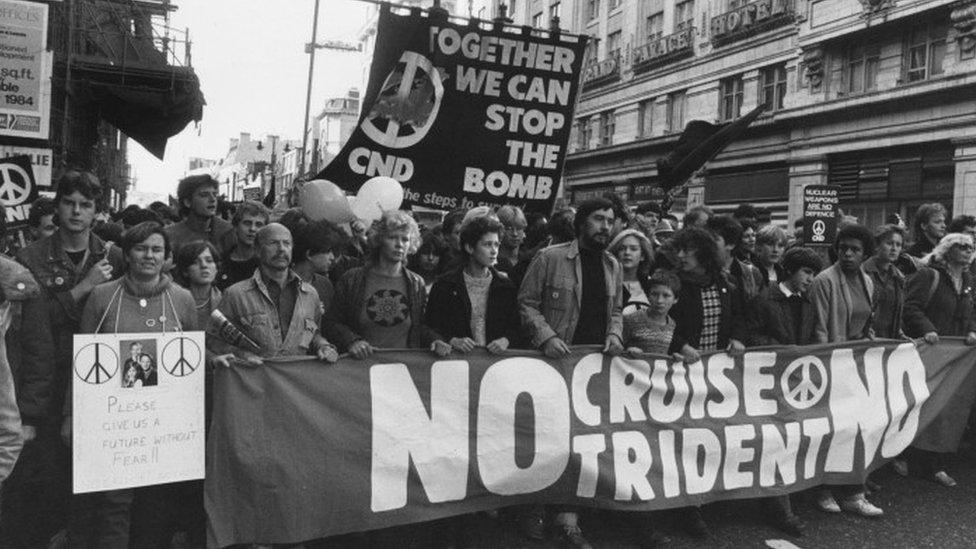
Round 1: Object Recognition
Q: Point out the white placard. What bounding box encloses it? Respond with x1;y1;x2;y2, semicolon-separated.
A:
0;0;52;139
72;331;205;494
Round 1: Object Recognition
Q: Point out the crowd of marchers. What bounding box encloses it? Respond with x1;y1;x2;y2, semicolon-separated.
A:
0;170;973;549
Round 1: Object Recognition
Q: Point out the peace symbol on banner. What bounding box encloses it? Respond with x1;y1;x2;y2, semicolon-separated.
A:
73;343;119;385
362;51;444;149
161;336;202;377
0;160;34;207
780;355;828;409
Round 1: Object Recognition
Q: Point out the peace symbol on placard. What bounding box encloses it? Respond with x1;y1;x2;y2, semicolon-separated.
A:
161;337;201;377
73;343;119;385
780;355;828;410
362;51;443;149
0;163;32;206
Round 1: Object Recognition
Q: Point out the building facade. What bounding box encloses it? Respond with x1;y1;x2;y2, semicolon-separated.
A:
304;89;361;177
510;0;976;226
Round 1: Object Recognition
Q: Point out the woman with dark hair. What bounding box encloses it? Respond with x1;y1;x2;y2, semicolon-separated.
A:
908;203;948;258
74;221;198;548
325;211;441;358
665;226;746;538
292;219;345;312
901;232;976;487
734;218;759;264
669;226;746;357
809;223;882;517
608;228;656;314
408;230;448;289
425;215;522;354
174;240;221;329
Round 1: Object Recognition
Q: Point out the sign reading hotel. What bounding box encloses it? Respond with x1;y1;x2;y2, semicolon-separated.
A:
72;331;206;494
0;0;52;139
803;184;839;245
711;0;794;45
318;6;588;214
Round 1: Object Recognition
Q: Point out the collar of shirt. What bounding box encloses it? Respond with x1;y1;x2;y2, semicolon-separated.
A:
779;282;798;298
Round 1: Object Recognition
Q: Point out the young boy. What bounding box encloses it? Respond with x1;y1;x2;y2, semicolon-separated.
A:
623;270;699;361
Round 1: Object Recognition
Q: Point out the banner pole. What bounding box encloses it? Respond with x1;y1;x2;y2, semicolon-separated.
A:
300;0;322;179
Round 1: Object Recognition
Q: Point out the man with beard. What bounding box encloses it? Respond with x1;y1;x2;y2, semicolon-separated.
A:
518;198;624;549
216;223;337;361
165;175;236;257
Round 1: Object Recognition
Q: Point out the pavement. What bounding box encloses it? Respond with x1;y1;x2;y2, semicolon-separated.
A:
354;450;976;549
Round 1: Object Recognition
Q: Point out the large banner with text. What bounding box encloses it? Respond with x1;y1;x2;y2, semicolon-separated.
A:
316;6;587;214
205;341;976;547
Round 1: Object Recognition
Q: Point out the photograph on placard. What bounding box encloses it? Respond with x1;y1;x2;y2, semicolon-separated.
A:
119;339;158;388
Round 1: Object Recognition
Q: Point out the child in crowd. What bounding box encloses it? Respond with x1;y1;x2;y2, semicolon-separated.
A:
622;270;699;362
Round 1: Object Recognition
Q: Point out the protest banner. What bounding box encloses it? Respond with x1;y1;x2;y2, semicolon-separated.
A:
0;145;52;186
206;340;976;547
0;0;52;139
0;154;37;229
72;331;206;494
803;184;839;245
317;6;588;214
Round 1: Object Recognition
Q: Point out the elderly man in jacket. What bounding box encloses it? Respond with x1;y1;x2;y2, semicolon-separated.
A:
517;197;624;549
216;223;337;362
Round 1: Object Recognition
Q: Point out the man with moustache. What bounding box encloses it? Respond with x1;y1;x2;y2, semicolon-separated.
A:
165;174;236;257
517;197;624;549
215;223;337;361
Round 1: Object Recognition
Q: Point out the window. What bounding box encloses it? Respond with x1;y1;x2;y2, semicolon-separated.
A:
646;11;664;40
674;0;694;31
549;2;561;24
845;44;879;94
610;0;622;9
760;64;788;110
607;31;622;60
588;0;600;20
667;90;686;132
577;118;592;150
719;75;743;121
532;11;543;27
638;99;655;137
598;111;615;146
728;0;748;9
906;22;948;83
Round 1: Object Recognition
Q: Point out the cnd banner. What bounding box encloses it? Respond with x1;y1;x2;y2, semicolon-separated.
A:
316;5;588;214
205;341;976;547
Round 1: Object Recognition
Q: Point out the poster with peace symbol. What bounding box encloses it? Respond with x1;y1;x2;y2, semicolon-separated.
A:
71;331;205;494
0;155;37;229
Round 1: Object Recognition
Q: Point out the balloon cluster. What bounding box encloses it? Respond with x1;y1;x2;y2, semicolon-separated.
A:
299;177;403;224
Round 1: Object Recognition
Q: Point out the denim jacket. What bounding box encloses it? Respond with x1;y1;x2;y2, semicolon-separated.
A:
217;269;324;357
518;240;623;348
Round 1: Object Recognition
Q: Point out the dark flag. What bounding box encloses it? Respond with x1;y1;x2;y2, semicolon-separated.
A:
657;104;766;194
315;5;587;214
263;176;276;208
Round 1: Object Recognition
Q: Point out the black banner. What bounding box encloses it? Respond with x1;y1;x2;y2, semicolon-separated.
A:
317;7;588;214
0;154;38;230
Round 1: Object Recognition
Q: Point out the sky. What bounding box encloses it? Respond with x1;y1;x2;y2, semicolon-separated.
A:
128;0;371;199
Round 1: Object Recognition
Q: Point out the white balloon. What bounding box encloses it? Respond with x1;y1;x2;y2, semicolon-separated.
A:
348;196;382;223
357;176;403;212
